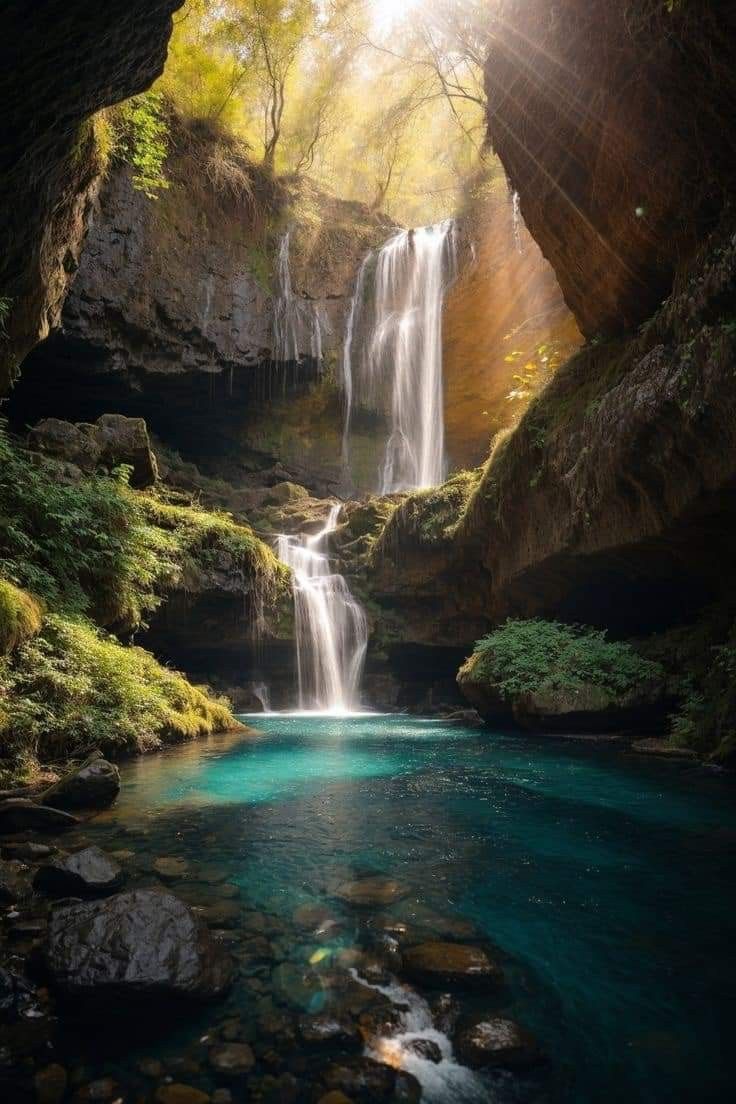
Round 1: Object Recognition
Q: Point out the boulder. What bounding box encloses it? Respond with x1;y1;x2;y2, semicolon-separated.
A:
95;414;158;487
402;942;504;991
1;840;56;860
299;1013;362;1049
333;876;409;908
454;1015;541;1070
42;753;120;809
405;1037;442;1063
43;889;233;1003
262;481;311;507
34;846;125;897
28;414;158;488
0;798;79;833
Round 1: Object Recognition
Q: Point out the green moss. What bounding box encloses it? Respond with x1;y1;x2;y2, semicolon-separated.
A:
465;619;663;702
0;613;238;781
0;580;43;655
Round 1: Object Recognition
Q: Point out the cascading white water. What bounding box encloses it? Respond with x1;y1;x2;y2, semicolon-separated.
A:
272;229;324;365
342;220;458;493
277;505;368;713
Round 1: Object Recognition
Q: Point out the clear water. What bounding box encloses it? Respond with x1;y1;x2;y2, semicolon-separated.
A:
94;715;736;1102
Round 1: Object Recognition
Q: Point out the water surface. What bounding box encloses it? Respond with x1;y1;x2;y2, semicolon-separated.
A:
95;715;736;1102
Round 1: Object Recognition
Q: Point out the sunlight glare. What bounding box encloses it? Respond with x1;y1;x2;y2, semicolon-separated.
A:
372;0;423;34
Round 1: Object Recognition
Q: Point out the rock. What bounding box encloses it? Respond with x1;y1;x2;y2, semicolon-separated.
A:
631;738;698;759
454;1015;541;1070
0;858;30;903
136;1057;165;1078
429;993;461;1035
95;413;158;487
402;942;504;991
1;840;56;861
318;1094;353;1104
324;1057;420;1103
75;1077;119;1101
299;1013;362;1049
28;418;102;472
442;709;485;728
155;1086;211;1104
262;482;310;506
34;846;125;897
34;1064;68;1104
203;901;242;929
333;876;409;908
42;754;120;810
405;1037;442;1063
211;1091;233;1104
0;799;79;833
392;902;480;942
0;966;36;1019
154;856;191;882
208;1042;255;1077
293;902;340;932
43;889;233;1003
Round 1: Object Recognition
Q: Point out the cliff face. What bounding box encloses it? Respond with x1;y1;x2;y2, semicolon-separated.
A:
484;0;736;337
443;177;581;469
8;127;394;495
0;0;184;392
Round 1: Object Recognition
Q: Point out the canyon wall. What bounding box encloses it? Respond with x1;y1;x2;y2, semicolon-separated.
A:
0;0;185;392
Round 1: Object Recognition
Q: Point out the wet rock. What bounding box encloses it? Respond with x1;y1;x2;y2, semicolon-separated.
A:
0;799;78;834
299;1013;362;1049
405;1037;442;1063
271;963;325;1012
42;754;120;810
402;942;504;990
454;1015;541;1070
208;1042;255;1078
155;1086;211;1104
43;888;233;1003
34;1064;68;1104
318;1094;353;1104
136;1056;164;1078
34;847;125;897
1;840;56;861
211;1091;233;1104
0;966;36;1019
193;863;232;885
324;1057;420;1103
74;1077;119;1101
154;856;190;882
392;902;480;942
429;993;461;1035
334;877;409;908
241;935;275;961
293;902;340;932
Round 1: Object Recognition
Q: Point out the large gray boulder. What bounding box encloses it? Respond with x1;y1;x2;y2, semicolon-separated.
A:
29;414;158;487
43;889;233;1003
34;847;125;898
42;753;120;809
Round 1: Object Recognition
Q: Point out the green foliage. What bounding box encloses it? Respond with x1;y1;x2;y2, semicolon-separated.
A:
0;613;236;780
470;619;663;701
115;91;170;198
0;580;43;656
0;424;174;629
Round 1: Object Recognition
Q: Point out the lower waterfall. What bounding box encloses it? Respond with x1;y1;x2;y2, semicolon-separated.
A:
277;505;368;713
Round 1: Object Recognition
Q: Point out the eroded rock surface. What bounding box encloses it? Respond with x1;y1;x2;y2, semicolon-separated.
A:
42;753;121;809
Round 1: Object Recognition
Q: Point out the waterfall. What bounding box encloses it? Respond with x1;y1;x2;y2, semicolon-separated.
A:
277;505;368;713
272;229;324;365
342;220;458;493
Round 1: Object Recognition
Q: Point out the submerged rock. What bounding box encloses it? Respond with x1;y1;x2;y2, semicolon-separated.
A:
0;798;79;833
34;846;125;897
208;1042;255;1077
402;942;504;991
334;876;409;908
154;856;191;882
155;1087;211;1104
299;1012;361;1048
1;840;56;861
43;889;233;1003
42;753;120;810
454;1015;541;1070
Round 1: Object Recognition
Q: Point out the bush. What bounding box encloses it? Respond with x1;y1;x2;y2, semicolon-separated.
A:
469;619;663;701
0;423;176;628
0;580;43;655
0;613;237;781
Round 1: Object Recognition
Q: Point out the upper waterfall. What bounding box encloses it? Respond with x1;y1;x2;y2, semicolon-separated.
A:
342;220;458;493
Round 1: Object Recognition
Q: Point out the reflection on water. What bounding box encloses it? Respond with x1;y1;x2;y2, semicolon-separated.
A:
77;715;736;1103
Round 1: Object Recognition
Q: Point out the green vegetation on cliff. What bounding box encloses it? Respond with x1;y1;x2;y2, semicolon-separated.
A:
466;619;663;701
0;427;290;780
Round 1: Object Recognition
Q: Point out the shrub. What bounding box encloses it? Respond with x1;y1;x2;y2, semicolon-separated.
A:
0;580;43;655
0;613;237;781
469;619;663;701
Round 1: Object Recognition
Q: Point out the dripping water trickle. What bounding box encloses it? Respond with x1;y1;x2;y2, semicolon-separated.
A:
277;505;368;713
